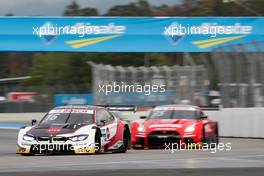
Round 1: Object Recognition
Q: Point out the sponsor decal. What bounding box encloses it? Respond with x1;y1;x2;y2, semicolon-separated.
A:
33;22;126;48
192;35;247;48
47;128;61;134
108;140;123;149
164;22;253;48
49;109;94;114
163;22;184;45
66;35;121;48
35;22;58;45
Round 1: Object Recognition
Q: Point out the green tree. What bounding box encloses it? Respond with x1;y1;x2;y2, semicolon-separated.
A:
79;8;98;16
64;1;80;16
105;0;153;16
26;53;91;94
5;13;14;16
152;0;264;16
64;1;98;16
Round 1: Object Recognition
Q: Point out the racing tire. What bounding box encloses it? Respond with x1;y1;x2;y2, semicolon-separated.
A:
214;123;219;145
95;131;101;154
114;128;130;153
202;124;219;148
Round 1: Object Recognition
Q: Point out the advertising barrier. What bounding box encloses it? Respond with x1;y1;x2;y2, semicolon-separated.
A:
105;92;173;106
54;94;93;106
7;92;35;102
0;17;263;52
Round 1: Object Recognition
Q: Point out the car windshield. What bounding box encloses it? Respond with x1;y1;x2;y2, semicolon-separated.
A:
149;110;197;119
39;109;94;125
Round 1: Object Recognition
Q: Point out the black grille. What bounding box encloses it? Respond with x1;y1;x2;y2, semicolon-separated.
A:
36;137;68;142
149;131;180;137
148;131;180;149
52;137;68;142
36;137;50;142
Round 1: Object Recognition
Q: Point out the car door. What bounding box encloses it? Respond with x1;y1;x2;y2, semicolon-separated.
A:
96;109;118;145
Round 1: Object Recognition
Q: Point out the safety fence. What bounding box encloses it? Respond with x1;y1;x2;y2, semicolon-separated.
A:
212;41;264;107
89;62;209;106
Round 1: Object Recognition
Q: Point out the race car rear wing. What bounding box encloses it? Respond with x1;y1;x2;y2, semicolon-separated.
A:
97;105;137;112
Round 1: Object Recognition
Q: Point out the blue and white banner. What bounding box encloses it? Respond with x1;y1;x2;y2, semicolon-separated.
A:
54;94;93;106
0;17;263;52
105;92;173;106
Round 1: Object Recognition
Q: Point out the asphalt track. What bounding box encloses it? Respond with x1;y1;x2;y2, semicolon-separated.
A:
0;129;264;176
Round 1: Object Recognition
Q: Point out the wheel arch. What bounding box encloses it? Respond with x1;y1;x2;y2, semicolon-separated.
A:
92;126;102;138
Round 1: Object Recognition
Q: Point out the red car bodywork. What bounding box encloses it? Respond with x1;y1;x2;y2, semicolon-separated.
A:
131;105;218;149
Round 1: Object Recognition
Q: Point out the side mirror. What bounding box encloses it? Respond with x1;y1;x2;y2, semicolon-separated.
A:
31;119;37;126
140;116;147;119
100;120;107;125
200;115;208;119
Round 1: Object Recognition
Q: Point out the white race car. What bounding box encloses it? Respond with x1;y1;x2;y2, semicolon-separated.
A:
17;105;130;155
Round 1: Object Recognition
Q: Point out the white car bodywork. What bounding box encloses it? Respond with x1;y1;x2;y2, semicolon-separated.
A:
16;106;125;155
17;124;98;154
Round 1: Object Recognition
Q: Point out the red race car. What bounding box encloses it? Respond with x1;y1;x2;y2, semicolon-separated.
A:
131;104;219;149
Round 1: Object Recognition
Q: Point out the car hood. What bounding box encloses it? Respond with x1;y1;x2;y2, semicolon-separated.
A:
144;119;197;129
26;123;86;137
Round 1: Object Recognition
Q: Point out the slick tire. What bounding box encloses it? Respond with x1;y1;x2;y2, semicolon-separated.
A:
95;131;101;154
202;124;219;148
114;128;130;153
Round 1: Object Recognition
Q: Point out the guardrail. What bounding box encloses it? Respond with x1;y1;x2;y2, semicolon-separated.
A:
205;108;264;138
0;108;263;138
